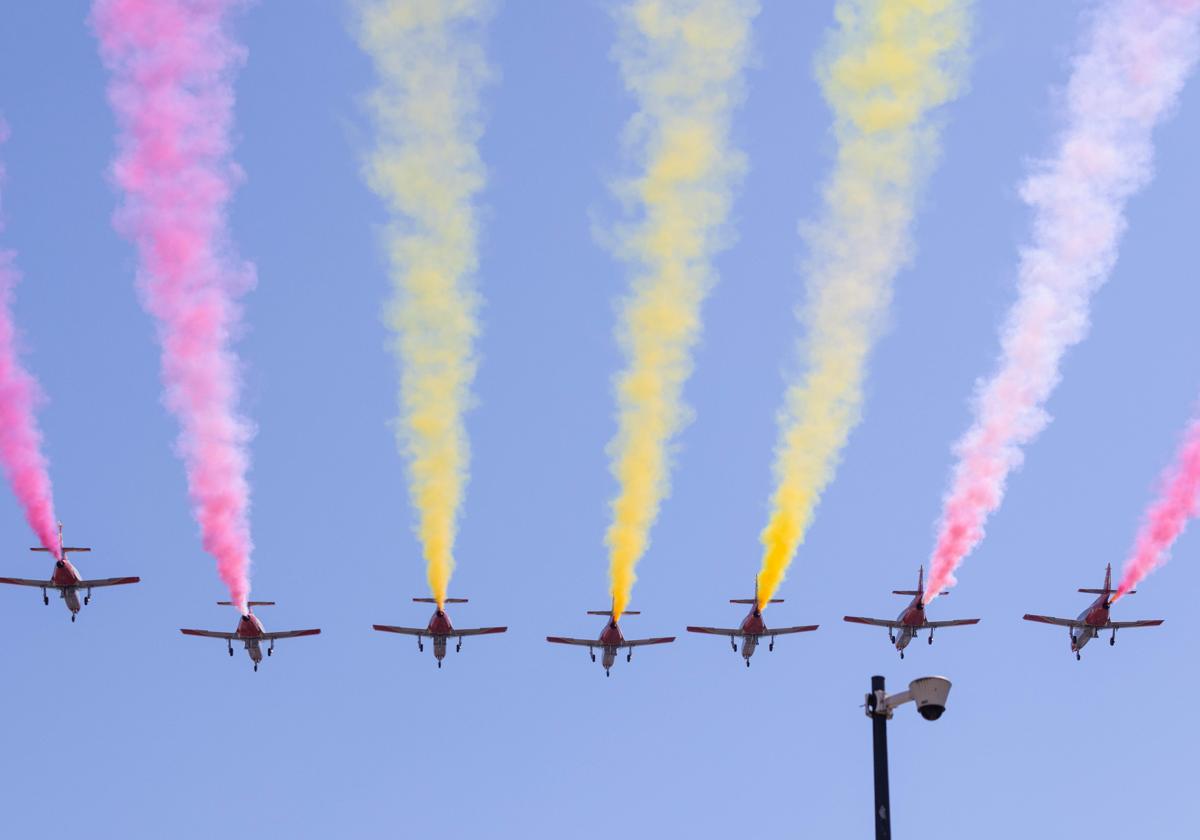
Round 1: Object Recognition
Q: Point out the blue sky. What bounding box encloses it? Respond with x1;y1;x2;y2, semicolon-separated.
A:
0;2;1196;838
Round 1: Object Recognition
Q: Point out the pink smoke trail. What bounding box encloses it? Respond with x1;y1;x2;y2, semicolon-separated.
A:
93;0;255;611
0;122;61;558
1111;415;1200;602
926;0;1200;602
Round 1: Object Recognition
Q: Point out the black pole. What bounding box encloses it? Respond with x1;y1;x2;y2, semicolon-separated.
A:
870;675;891;840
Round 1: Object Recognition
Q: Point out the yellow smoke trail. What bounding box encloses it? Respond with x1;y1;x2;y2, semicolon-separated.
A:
757;0;971;609
357;0;489;608
607;0;757;620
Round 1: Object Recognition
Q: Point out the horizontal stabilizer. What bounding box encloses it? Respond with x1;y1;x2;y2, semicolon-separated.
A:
413;597;468;604
587;610;639;616
32;546;91;553
1078;588;1129;595
217;600;275;606
894;590;946;596
730;599;782;605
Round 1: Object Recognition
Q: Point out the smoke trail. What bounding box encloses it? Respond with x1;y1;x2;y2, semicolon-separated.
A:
93;0;256;611
1112;413;1200;602
0;122;61;557
926;0;1200;602
356;1;489;608
757;0;971;608
606;0;757;620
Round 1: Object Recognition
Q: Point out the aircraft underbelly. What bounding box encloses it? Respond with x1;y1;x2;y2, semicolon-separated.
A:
63;589;80;613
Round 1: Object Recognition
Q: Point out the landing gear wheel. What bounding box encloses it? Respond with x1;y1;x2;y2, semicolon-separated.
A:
768;642;774;652
71;613;76;623
626;652;632;663
745;659;750;668
438;660;442;669
1109;638;1115;647
605;670;610;678
1075;652;1081;661
84;596;90;606
899;651;904;660
43;595;49;606
229;648;234;657
456;643;462;653
267;648;272;657
254;663;258;672
590;653;596;662
928;636;933;645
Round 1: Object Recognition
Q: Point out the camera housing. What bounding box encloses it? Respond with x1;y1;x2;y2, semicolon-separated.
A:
909;676;952;721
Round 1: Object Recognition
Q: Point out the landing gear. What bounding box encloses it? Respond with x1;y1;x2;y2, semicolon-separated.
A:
228;644;234;657
254;663;258;672
590;650;596;662
456;640;462;653
899;650;904;660
731;641;738;652
1075;651;1081;661
768;638;775;652
42;590;48;606
605;669;610;678
626;651;632;663
437;660;442;669
888;633;895;644
1110;630;1117;647
928;634;934;645
418;639;424;653
84;594;91;606
745;659;750;668
71;613;76;623
267;647;273;657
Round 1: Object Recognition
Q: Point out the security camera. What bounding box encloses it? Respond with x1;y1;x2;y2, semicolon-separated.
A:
909;676;951;721
867;675;952;721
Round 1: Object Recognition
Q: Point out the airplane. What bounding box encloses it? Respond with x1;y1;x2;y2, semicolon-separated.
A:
179;602;320;671
547;603;675;676
1023;564;1163;660
373;597;507;668
0;522;139;621
843;566;980;658
686;578;818;666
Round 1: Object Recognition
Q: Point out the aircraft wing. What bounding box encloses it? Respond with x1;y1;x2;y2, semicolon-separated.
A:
546;636;600;646
843;616;901;629
180;629;238;640
260;629;321;641
923;618;981;629
1105;619;1164;630
623;636;675;648
766;624;820;635
0;577;51;588
686;626;742;637
373;625;427;636
1022;614;1078;628
453;627;507;637
77;577;141;588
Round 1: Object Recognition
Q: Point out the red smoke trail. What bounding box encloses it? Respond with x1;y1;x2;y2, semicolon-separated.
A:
925;0;1200;602
0;122;61;558
1111;415;1200;603
93;0;255;611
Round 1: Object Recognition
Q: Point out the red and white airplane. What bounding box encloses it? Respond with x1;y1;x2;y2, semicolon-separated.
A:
180;602;320;671
686;579;818;667
843;566;980;658
373;597;507;668
547;604;675;677
0;523;139;622
1023;564;1163;660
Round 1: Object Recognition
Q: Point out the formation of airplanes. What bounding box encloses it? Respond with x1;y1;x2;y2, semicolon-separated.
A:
0;524;1167;673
